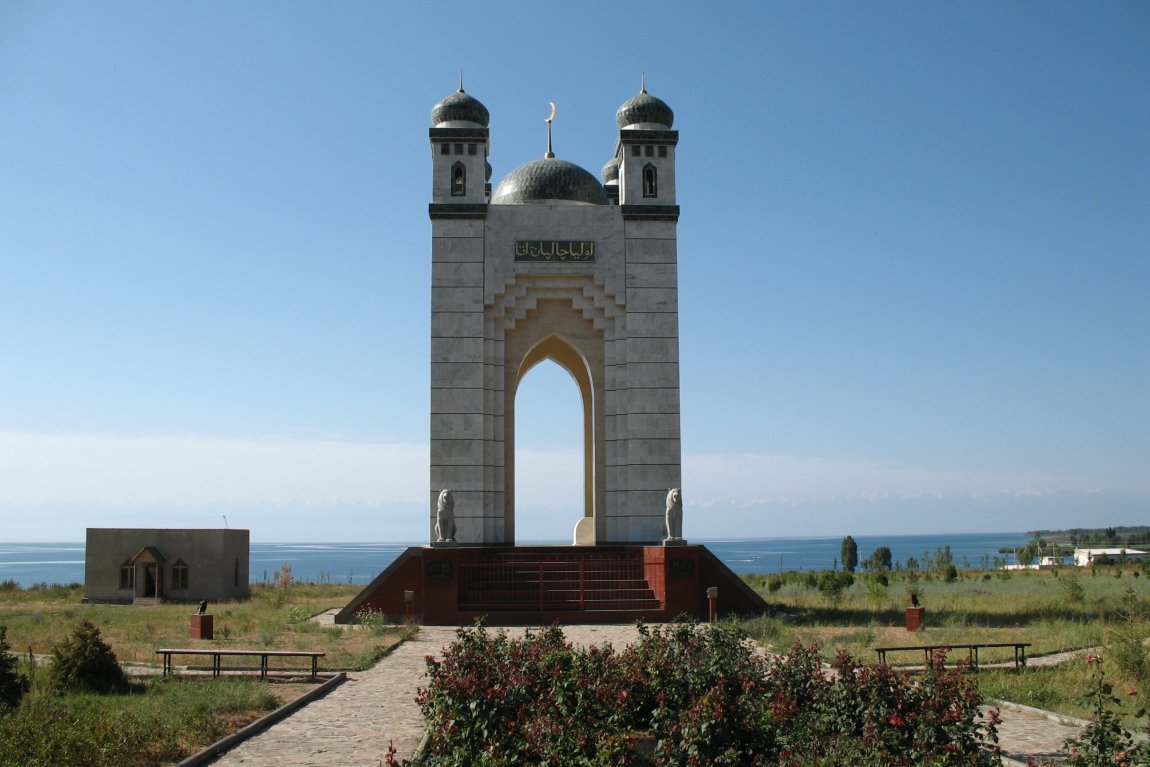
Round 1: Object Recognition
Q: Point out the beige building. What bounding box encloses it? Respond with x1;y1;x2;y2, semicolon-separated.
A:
429;84;682;545
84;528;250;604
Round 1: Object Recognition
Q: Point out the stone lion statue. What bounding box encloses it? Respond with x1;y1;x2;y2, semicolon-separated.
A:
435;488;456;542
664;487;683;542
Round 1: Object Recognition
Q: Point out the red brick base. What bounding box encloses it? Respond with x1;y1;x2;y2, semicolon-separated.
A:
335;545;767;626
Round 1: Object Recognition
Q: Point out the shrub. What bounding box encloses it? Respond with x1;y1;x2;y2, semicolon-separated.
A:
1059;574;1086;604
818;648;999;765
1061;653;1150;766
356;608;392;637
285;606;310;624
1107;585;1150;681
0;627;29;711
48;620;129;694
817;570;855;602
743;614;783;644
416;622;1000;766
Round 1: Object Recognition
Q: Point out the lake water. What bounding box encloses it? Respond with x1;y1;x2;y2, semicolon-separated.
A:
0;532;1030;588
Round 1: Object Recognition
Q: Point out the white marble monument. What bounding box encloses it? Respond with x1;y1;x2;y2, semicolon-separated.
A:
428;83;682;545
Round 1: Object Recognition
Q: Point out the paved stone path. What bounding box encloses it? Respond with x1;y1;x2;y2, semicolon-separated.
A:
994;701;1083;766
208;625;455;767
205;622;1083;766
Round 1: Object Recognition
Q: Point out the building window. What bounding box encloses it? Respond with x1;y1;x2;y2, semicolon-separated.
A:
454;143;463;155
643;163;658;197
467;143;477;155
658;145;667;158
171;559;189;590
451;162;466;196
119;560;134;590
440;143;450;155
645;145;654;157
631;145;641;157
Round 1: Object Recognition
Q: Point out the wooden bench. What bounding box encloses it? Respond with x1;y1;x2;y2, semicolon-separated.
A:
156;648;325;679
874;642;1030;671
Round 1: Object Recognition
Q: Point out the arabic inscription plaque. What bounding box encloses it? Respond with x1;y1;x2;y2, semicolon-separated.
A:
515;240;595;263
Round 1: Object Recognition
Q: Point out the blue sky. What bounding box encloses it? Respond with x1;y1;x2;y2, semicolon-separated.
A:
1;1;1146;542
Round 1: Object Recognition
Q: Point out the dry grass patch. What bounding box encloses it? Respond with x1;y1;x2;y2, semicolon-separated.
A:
0;583;403;671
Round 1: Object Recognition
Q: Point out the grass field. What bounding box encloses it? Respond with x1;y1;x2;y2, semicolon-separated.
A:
0;582;409;767
741;564;1150;727
1;566;1148;763
0;581;399;669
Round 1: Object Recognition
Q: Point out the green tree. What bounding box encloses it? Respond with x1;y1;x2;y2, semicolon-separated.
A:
867;546;893;572
934;545;955;573
840;536;858;573
1016;546;1036;567
817;570;854;603
49;619;129;694
0;625;29;710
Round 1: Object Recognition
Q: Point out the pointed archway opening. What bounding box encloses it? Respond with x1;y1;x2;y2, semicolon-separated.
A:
513;359;583;541
504;299;604;545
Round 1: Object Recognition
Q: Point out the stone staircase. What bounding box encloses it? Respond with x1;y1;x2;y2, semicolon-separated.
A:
458;549;659;614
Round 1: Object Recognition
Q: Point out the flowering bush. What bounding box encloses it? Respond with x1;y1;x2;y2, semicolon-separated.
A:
415;621;1000;766
1061;653;1150;767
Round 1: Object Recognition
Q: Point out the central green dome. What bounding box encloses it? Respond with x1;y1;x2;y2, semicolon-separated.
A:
491;158;609;205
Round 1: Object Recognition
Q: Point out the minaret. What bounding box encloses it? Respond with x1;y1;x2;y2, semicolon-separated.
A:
428;82;492;543
614;79;677;207
429;77;491;205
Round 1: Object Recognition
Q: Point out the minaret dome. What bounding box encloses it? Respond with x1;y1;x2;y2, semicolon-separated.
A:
431;88;490;128
615;88;674;130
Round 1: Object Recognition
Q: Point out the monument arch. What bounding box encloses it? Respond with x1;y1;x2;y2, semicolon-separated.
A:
429;84;682;545
334;82;770;626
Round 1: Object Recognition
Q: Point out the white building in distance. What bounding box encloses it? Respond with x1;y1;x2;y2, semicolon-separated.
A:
1073;547;1148;567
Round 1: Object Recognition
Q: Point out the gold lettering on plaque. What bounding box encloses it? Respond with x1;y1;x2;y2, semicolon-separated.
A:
514;240;596;262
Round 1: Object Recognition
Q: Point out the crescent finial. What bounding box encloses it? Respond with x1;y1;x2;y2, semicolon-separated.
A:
545;102;556;158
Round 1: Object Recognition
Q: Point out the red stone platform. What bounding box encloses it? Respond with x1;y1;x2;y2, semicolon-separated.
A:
335;545;766;626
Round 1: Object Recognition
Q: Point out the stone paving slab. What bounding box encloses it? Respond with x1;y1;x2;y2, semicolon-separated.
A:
205;622;1081;766
208;626;457;767
993;701;1083;766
